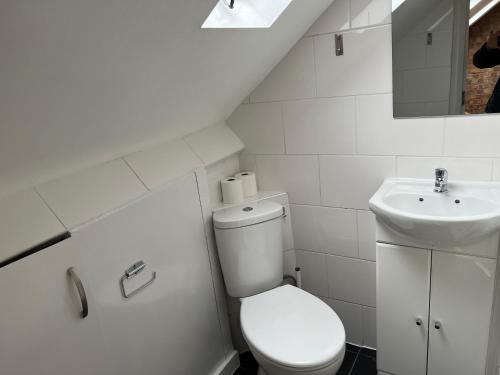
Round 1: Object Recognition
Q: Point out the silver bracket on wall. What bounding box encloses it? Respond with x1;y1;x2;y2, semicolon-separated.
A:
335;34;344;56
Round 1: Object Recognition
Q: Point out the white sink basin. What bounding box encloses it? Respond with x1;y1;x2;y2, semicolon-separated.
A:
369;178;500;247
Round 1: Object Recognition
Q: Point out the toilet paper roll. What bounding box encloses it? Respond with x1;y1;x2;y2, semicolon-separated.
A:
221;177;244;204
235;171;258;197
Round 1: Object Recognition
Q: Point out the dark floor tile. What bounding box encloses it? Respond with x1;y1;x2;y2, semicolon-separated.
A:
238;351;258;374
337;350;357;375
235;345;372;375
351;353;377;375
234;368;256;375
359;348;376;359
346;343;361;353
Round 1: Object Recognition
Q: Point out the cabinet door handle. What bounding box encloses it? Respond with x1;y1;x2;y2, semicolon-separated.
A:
67;267;88;319
434;321;442;330
416;318;423;326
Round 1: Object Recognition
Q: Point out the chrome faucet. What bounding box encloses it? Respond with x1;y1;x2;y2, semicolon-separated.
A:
434;168;448;193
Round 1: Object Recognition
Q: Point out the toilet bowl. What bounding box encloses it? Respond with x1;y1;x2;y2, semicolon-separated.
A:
212;201;346;374
240;285;346;375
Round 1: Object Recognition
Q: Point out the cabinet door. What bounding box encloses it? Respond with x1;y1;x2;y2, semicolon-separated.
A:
0;238;113;375
377;243;431;375
75;174;225;375
428;252;496;375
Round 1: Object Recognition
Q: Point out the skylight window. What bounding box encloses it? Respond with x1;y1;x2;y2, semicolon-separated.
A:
201;0;293;29
392;0;406;12
470;0;500;25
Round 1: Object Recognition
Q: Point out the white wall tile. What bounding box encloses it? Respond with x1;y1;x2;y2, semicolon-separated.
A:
184;123;244;166
228;313;249;352
306;0;350;36
493;160;500;181
356;94;444;156
315;26;392;97
282;204;295;251
425;101;449;116
37;159;147;229
296;250;328;297
322;297;364;345
284;249;297;275
239;154;257;172
362;306;377;348
403;67;451;103
125;139;202;190
320;156;395;209
393;34;427;70
426;31;452;67
283;97;356;155
327;255;376;307
227;103;285;154
444;116;500;157
357;210;376;261
0;189;66;262
251;38;316;102
290;204;357;257
397;157;493;181
256;155;320;205
206;155;240;207
350;0;391;28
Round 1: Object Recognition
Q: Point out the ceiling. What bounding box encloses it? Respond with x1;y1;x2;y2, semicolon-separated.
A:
0;0;332;196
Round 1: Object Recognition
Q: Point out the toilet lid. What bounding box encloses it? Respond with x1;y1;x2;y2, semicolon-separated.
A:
240;285;345;370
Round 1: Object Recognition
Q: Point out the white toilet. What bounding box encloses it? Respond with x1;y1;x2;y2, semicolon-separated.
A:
213;201;346;375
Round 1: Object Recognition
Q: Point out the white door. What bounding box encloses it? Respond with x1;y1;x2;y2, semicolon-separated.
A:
0;238;113;375
376;243;431;375
428;252;496;375
75;174;226;375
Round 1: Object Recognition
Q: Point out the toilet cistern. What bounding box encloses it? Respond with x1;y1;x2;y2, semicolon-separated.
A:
434;168;448;193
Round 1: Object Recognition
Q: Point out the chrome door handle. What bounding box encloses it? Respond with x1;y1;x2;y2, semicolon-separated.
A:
67;267;88;318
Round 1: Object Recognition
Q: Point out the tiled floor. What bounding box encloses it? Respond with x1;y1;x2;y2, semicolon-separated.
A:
235;344;376;375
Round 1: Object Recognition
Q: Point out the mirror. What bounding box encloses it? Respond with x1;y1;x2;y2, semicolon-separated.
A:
392;0;500;117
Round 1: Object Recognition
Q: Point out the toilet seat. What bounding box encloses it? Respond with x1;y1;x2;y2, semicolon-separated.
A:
240;285;346;371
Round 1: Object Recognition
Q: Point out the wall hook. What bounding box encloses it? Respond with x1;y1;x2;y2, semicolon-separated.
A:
335;34;344;56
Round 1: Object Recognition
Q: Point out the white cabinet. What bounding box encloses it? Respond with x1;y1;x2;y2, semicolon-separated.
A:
74;175;225;375
0;174;227;375
377;243;496;375
428;252;496;375
0;238;113;375
377;244;430;375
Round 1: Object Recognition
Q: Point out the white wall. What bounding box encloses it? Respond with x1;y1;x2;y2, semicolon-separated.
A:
0;0;333;198
228;0;500;349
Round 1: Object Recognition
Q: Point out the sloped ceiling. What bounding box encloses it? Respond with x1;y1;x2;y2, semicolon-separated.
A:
0;0;333;196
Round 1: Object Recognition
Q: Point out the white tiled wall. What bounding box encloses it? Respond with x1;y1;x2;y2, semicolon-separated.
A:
228;0;500;349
